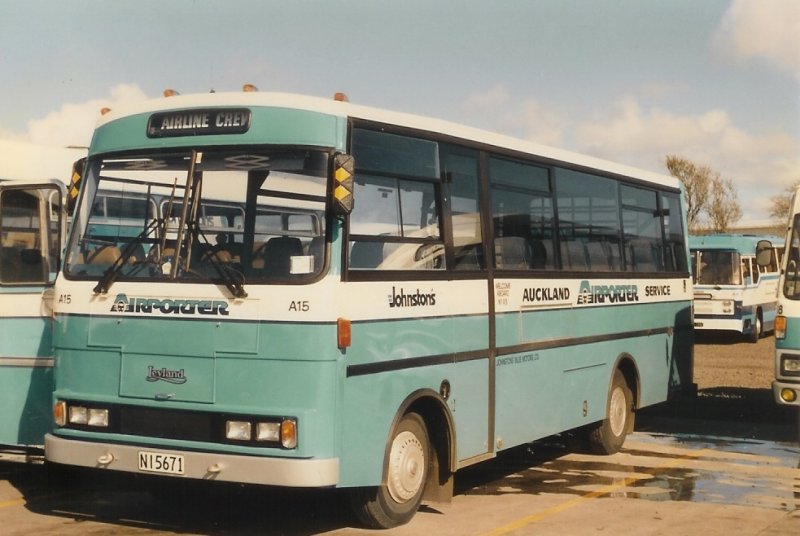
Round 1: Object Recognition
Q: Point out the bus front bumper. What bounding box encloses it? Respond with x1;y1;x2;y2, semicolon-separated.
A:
693;317;745;333
772;381;800;406
45;434;339;487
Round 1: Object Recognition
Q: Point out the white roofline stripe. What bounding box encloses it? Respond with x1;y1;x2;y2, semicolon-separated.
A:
97;92;679;189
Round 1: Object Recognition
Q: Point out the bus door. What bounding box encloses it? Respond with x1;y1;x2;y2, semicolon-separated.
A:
0;181;65;448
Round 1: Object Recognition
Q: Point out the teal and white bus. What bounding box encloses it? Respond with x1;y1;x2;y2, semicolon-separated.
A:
773;187;800;405
690;234;783;342
45;89;693;527
1;141;84;453
0;177;66;451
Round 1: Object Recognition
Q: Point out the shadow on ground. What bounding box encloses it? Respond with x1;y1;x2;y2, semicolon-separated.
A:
637;386;799;443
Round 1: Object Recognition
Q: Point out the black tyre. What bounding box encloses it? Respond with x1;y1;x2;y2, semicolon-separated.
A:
349;412;430;529
746;312;762;343
586;369;633;455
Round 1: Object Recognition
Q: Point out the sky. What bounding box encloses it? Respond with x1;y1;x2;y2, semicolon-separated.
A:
0;0;797;226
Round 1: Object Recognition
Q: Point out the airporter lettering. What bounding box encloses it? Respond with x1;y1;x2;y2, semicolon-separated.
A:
110;293;230;316
576;281;639;305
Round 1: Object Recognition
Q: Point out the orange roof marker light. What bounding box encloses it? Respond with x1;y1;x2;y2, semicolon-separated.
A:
100;107;112;115
243;83;258;92
163;88;180;97
333;92;349;102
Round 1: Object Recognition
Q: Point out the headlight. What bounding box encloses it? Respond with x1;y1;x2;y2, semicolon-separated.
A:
780;354;800;376
88;408;109;427
56;401;109;428
226;418;297;448
256;422;281;442
69;406;89;425
225;420;252;441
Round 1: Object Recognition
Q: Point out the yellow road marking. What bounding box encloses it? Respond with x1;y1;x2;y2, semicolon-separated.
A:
482;448;712;536
0;490;71;510
0;497;26;508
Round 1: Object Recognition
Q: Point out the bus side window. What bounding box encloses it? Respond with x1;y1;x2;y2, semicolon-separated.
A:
348;128;444;272
488;156;553;271
1;188;54;284
441;145;483;271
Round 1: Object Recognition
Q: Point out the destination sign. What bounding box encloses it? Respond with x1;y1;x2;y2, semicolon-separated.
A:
147;108;251;138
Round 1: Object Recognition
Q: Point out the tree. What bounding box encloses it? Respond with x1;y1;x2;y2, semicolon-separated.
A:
770;180;800;225
706;175;742;232
665;155;711;232
664;155;741;233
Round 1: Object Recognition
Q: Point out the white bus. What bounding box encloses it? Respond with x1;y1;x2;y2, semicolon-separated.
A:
690;234;783;342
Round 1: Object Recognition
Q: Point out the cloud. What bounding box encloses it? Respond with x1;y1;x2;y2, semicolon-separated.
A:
460;85;567;146
25;84;149;148
713;0;800;77
462;84;511;113
460;88;799;225
574;96;797;185
573;96;800;223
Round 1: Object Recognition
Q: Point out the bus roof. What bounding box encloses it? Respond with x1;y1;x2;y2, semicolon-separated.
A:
689;233;784;252
95;91;681;191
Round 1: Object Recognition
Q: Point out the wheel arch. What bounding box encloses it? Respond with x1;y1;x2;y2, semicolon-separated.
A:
613;353;641;410
387;388;456;503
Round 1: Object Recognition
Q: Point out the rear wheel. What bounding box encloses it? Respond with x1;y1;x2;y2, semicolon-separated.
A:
349;412;430;529
586;369;633;455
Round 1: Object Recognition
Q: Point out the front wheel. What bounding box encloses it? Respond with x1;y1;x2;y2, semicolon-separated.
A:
746;312;762;343
586;369;634;455
349;412;430;529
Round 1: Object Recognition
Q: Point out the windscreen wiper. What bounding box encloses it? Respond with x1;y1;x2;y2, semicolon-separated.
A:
189;222;248;299
93;218;160;294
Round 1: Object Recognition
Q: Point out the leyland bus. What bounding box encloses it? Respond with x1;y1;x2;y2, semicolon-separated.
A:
45;88;693;527
0;141;84;454
690;234;783;342
773;186;800;406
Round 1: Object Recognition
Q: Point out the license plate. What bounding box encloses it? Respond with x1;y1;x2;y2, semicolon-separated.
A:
138;450;185;475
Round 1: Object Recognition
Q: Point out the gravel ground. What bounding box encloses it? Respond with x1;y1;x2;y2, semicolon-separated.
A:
693;332;777;390
637;332;800;443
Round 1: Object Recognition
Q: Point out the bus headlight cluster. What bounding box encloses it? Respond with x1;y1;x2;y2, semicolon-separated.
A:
54;401;109;428
224;418;297;448
721;300;733;314
780;354;800;376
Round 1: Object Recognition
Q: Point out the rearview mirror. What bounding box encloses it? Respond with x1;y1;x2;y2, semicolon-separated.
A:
755;240;773;268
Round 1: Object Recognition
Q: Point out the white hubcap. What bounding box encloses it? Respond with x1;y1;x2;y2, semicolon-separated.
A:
608;386;628;437
387;430;425;503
